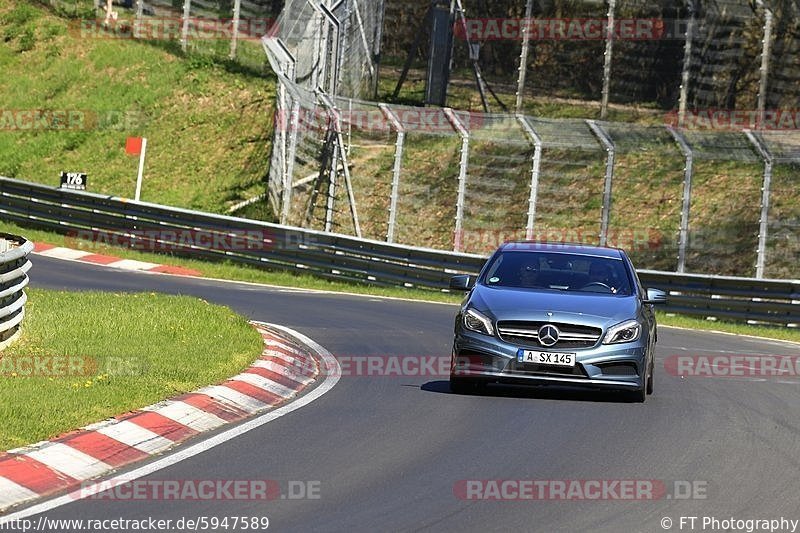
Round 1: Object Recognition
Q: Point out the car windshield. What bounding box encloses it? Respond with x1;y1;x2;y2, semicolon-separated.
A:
482;251;633;295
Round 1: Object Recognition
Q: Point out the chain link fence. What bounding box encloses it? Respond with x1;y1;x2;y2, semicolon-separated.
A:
266;73;799;280
378;0;800;120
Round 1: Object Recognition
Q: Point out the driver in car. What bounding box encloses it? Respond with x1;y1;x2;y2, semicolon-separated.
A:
519;264;541;288
587;262;617;293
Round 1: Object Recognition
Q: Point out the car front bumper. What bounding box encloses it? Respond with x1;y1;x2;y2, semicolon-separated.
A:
452;329;648;390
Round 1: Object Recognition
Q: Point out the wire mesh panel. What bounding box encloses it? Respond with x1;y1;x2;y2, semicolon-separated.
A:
455;112;534;255
523;118;606;245
392;108;463;250
279;86;331;230
331;97;398;241
520;2;609;103
609;0;684;108
600;123;685;271
759;131;800;279
272;0;325;87
766;2;800;110
680;130;763;276
687;0;763;110
330;0;383;99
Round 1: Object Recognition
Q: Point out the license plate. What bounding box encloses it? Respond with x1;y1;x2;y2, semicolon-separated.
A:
517;349;576;367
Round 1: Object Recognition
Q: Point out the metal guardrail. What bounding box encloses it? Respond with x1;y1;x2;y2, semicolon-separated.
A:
0;232;33;351
1;177;797;327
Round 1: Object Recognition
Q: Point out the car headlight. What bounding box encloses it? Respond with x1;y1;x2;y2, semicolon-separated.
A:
603;319;641;344
463;309;494;336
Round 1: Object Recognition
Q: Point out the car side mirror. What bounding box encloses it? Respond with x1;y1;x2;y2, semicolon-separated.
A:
449;275;475;291
644;288;667;304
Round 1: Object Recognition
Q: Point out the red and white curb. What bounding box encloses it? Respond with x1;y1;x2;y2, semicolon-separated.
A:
0;324;321;513
32;243;201;277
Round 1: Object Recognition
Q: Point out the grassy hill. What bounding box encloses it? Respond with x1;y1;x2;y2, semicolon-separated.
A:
0;1;275;215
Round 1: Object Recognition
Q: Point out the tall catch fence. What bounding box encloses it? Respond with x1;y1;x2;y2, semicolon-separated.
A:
265;70;799;279
379;0;800;119
263;0;799;280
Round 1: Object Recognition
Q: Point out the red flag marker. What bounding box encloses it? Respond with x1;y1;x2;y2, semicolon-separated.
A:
125;136;143;156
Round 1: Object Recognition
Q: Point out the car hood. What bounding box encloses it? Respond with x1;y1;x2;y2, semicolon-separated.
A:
469;285;639;328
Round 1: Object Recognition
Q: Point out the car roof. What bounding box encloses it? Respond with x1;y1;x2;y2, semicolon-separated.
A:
498;241;625;259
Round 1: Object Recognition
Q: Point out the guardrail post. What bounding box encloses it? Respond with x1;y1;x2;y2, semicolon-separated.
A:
667;126;694;273
587;120;615;246
515;0;534;113
445;108;470;252
379;104;405;243
517;115;543;240
600;0;616;119
744;130;774;279
677;0;696;127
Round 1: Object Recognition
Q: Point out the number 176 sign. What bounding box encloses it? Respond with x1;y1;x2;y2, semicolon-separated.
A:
60;172;87;190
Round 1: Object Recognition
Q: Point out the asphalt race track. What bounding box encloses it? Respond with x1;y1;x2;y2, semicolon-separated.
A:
11;256;800;532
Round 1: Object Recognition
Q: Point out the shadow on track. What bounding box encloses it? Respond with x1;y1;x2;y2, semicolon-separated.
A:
420;380;641;403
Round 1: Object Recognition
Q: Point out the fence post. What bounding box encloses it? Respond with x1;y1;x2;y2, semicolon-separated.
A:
444;108;470;252
230;0;242;60
373;0;387;99
600;0;616;119
678;0;696;127
756;1;773;126
667;126;694;273
379;104;405;243
587;120;615;246
515;0;534;113
744;130;773;279
318;4;341;96
134;0;144;39
181;0;191;52
517;115;543;240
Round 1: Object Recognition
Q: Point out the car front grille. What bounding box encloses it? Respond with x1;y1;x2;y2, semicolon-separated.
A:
497;321;602;349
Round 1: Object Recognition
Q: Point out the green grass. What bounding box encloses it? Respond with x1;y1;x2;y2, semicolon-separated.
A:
658;312;800;344
0;287;264;451
0;1;275;215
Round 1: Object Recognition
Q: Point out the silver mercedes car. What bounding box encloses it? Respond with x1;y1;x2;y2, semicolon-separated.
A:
449;242;666;402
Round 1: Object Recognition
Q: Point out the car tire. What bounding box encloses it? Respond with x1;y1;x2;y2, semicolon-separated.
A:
629;385;646;403
450;376;484;395
646;359;654;395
